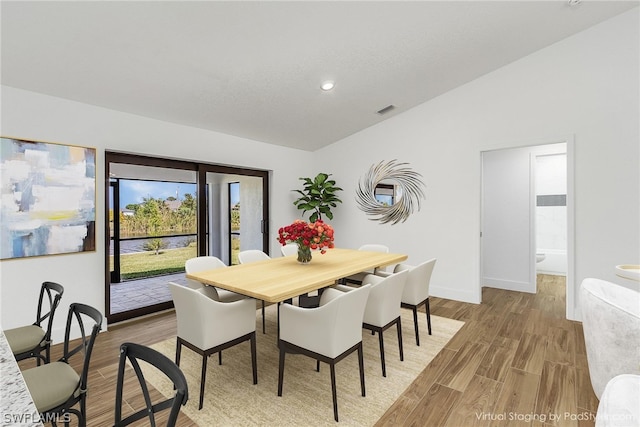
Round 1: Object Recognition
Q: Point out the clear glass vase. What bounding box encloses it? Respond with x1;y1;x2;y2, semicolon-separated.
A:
297;244;312;264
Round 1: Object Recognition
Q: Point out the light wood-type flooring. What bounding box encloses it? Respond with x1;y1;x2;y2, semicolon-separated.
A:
377;274;598;427
18;274;598;426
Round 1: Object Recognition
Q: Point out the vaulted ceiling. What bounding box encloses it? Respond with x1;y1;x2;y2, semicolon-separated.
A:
2;1;637;151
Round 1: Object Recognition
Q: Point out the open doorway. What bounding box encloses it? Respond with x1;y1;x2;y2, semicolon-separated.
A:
480;139;575;319
535;152;568;277
105;152;269;323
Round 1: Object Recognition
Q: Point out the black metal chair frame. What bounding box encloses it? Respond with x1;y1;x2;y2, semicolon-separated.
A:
175;331;257;410
363;315;404;378
277;339;365;422
114;342;188;427
401;297;431;346
14;281;64;365
38;303;102;427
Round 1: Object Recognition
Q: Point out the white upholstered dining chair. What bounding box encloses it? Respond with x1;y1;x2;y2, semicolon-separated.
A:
336;270;408;377
169;283;257;410
278;284;371;422
185;256;246;302
237;249;271;264
184;256;251;368
379;258;437;346
280;243;298;257
342;244;390;285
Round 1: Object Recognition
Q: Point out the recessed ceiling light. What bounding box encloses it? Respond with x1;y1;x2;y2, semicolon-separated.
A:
320;81;335;91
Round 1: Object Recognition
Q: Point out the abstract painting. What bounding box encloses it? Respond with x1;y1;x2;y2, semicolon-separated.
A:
1;137;96;259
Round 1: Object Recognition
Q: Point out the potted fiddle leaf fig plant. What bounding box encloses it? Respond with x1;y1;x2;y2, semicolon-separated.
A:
293;173;343;222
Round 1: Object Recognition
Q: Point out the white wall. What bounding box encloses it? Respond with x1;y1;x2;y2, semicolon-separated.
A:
319;8;639;319
0;87;309;339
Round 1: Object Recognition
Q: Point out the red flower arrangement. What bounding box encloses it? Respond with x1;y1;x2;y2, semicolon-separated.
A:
278;219;335;262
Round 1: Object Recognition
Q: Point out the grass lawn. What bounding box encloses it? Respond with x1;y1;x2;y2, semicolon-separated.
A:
117;246;197;280
111;240;241;280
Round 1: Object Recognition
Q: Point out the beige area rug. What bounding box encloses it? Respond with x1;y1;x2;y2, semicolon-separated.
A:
143;304;464;426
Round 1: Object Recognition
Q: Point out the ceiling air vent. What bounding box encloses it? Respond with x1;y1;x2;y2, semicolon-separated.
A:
376;105;395;115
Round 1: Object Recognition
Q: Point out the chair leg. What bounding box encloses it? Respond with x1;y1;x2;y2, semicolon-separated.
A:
80;396;87;427
199;353;208;410
277;345;286;396
219;351;222;365
316;360;320;372
358;343;366;397
175;339;182;366
378;330;386;377
412;306;420;346
330;362;339;422
397;318;404;362
62;401;83;427
262;301;266;334
426;298;432;335
250;333;258;384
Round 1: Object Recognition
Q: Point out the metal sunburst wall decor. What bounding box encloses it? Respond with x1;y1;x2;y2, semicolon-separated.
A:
356;160;426;225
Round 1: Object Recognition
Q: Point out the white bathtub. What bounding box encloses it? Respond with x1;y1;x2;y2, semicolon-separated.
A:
536;248;567;276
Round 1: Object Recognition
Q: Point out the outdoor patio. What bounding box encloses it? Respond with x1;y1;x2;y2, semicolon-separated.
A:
110;272;188;314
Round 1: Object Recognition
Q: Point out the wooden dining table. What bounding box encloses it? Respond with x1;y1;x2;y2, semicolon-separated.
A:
186;248;408;303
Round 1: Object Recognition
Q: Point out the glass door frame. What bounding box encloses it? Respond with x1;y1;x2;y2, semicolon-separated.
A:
196;164;269;259
109;179;121;283
105;151;270;324
228;181;240;264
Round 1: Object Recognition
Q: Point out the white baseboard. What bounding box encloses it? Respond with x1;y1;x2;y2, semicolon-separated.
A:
431;285;481;304
536;270;567;277
483;277;536;293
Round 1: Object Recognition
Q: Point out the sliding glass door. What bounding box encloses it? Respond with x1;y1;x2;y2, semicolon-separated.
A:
105;152;269;323
109;174;198;284
198;166;269;264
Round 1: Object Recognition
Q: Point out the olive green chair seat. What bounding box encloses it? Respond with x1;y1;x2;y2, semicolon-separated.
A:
4;281;64;365
5;325;46;355
22;362;80;412
21;303;102;427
